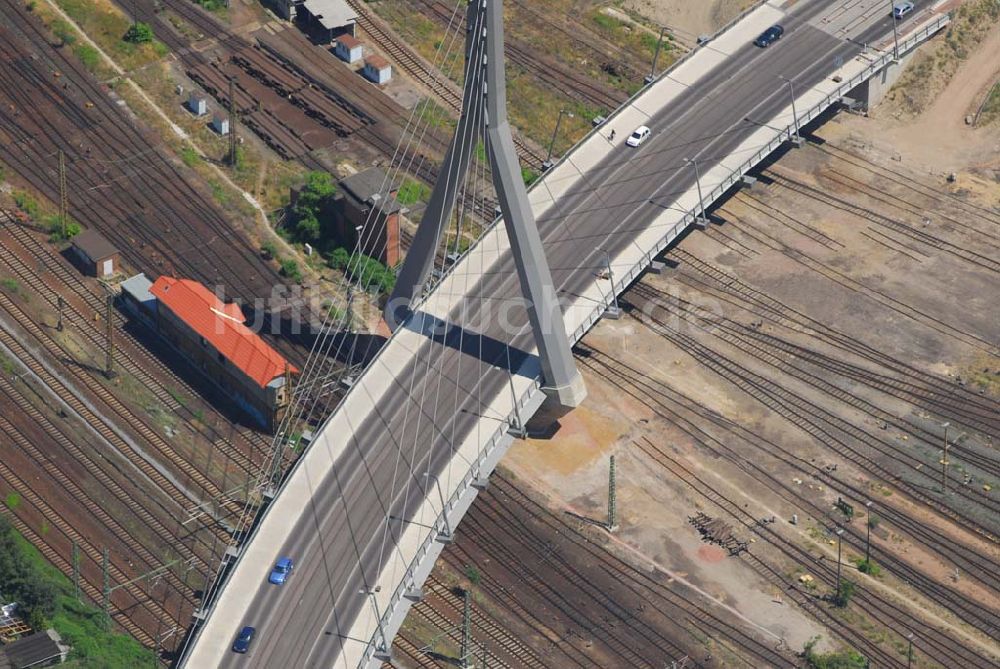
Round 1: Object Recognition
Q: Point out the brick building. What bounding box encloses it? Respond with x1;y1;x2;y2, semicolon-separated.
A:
334;167;402;267
134;276;299;430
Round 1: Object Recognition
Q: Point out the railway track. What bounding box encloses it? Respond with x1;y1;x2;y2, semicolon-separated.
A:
0;446;186;635
634;437;999;669
0;217;266;478
764;168;1000;276
624;286;1000;545
580;344;1000;643
668;248;998;422
469;474;797;668
0;508;158;647
815;142;1000;230
0;5;304;362
425;573;546;669
348;0;547;167
0;284;244;531
631;279;1000;464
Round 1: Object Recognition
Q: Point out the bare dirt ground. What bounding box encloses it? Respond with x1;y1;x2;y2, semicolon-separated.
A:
392;15;1000;669
848;18;1000;178
623;0;759;43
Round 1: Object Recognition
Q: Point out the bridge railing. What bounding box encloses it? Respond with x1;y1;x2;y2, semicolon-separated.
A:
361;10;951;666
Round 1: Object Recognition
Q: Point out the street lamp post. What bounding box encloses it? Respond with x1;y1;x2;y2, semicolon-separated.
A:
645;26;668;84
543;109;573;170
777;75;803;146
684;157;709;228
941;421;950;494
835;527;845;598
890;1;901;61
359;585;392;661
906;632;915;669
423;472;453;542
597;247;620;319
864;500;873;565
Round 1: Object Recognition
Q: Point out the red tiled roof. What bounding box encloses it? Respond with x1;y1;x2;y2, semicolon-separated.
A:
150;276;297;387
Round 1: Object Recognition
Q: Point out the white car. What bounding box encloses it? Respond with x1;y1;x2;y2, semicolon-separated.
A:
625;125;651;147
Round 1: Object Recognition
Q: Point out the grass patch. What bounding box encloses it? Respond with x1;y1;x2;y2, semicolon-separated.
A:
180;145;201;168
979;82;1000;125
5;492;21;509
0;516;155;665
887;0;1000;115
73;43;100;71
1;278;20;293
395;178;430;206
167;387;187;406
54;0;168;71
803;636;867;669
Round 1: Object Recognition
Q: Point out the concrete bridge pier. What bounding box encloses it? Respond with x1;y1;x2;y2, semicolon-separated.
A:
849;48;916;110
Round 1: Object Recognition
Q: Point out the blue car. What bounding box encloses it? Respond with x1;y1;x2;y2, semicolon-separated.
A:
232;626;255;653
268;557;294;585
754;24;784;48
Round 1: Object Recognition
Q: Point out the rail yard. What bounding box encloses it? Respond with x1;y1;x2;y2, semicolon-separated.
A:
0;0;996;666
404;120;1000;667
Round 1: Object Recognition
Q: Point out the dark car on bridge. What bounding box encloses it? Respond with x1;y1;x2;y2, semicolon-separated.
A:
754;24;784;48
232;626;256;654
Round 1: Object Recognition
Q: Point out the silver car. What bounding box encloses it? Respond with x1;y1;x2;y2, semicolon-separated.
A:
893;1;914;19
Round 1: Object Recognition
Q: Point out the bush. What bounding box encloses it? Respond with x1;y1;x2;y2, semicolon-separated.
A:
13;191;40;218
521;167;540;186
328;247;395;295
45;216;81;240
279;258;302;283
52;19;76;47
0;516;57;629
464;564;481;586
123;21;153;44
803;636;867;669
855;559;881;577
832;579;856;608
291;171;336;242
260;241;278;260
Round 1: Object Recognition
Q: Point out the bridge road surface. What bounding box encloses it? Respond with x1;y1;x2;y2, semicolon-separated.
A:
216;1;916;666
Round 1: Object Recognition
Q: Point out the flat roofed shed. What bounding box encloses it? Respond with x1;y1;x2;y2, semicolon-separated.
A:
71;227;117;261
339;166;402;213
302;0;357;30
149;276;298;387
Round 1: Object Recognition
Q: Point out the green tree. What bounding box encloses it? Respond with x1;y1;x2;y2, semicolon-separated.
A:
123;22;154;44
292;171;336;243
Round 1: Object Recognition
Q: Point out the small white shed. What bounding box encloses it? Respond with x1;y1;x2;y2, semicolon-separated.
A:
362;55;391;85
211;115;230;135
188;93;207;116
335;34;363;64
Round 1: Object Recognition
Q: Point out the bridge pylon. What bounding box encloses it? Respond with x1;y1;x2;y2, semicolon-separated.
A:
385;0;586;412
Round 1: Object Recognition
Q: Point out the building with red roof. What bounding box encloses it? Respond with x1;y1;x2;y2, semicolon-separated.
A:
142;276;297;430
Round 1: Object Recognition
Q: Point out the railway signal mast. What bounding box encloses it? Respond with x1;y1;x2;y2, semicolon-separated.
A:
385;0;586;414
228;76;238;167
58;150;68;239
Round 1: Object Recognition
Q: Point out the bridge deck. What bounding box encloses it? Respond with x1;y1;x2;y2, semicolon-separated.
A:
182;1;950;666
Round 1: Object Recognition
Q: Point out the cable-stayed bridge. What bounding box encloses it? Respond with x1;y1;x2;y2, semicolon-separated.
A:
179;1;950;666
